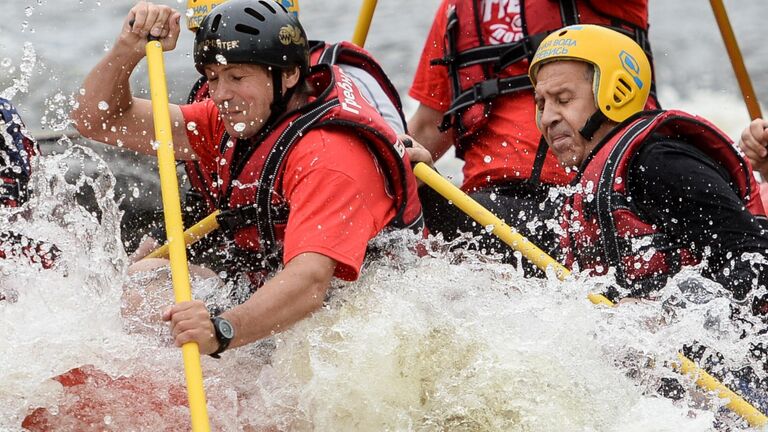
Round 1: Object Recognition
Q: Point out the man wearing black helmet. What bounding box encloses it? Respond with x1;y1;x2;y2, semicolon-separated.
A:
71;0;422;357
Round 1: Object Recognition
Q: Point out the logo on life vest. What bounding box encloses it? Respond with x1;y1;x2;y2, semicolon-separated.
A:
278;25;306;46
337;69;363;115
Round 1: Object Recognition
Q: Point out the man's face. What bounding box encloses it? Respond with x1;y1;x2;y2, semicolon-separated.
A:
204;63;273;139
533;61;601;169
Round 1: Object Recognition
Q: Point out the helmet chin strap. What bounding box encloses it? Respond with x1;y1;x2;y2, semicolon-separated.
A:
264;69;299;131
579;109;607;141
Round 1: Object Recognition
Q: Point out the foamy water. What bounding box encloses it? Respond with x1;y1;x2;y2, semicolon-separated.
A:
1;0;767;430
1;150;765;430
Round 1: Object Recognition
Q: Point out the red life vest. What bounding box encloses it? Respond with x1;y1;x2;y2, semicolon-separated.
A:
183;40;407;214
433;0;657;171
562;110;766;292
213;64;423;272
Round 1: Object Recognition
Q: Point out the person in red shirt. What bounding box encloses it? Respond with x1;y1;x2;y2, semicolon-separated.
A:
71;0;421;357
408;0;657;266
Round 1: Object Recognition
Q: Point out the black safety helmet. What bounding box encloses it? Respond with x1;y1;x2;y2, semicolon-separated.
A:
193;0;309;76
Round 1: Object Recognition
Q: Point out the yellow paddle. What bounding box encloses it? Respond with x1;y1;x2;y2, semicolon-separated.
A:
144;38;210;430
351;0;378;47
412;161;768;428
146;210;220;260
710;0;762;120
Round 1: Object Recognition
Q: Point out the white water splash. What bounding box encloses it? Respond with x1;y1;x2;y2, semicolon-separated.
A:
0;43;36;100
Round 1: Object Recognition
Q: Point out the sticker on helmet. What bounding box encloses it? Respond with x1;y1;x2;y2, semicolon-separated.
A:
278;25;306;46
619;50;644;89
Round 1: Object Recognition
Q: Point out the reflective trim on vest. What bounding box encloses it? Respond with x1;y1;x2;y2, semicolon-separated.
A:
563;110;766;291
215;64;423;273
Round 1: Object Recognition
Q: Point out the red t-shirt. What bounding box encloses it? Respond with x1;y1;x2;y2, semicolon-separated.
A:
409;0;570;191
180;100;396;281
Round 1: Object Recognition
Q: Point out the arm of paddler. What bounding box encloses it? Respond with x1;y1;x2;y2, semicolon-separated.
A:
162;252;336;355
407;103;455;162
738;118;768;179
70;1;194;159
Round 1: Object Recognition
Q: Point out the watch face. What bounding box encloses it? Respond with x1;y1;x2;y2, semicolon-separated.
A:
217;318;235;339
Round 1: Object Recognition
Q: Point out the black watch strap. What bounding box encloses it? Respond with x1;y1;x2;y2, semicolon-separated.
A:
210;316;234;359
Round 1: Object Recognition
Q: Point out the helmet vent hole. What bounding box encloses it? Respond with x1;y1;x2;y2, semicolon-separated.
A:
605;105;612;111
210;13;222;32
558;30;568;36
258;0;277;14
617;77;632;92
235;23;261;35
272;0;288;13
244;7;266;22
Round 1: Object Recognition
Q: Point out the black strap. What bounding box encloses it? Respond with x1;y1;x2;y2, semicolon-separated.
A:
254;99;339;261
594;114;658;285
187;76;209;104
579;110;608;141
526;136;550;187
559;0;580;25
441;75;533;128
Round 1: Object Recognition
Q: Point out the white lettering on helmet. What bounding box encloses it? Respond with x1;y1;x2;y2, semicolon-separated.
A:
201;39;240;51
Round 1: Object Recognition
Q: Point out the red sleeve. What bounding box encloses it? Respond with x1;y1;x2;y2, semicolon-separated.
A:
280;128;396;281
591;0;648;27
179;99;225;173
408;0;452;111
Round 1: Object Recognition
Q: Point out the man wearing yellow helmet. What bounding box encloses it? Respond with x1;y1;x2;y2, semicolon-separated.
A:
528;25;768;314
408;0;659;271
527;24;768;410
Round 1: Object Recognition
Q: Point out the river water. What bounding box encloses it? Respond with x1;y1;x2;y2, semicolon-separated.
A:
1;0;767;431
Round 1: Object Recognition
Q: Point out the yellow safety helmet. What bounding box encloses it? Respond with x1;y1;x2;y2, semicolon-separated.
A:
528;24;651;123
186;0;299;31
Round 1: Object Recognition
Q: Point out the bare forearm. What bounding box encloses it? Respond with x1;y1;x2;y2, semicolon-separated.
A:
72;47;145;143
222;253;335;347
408;104;455;161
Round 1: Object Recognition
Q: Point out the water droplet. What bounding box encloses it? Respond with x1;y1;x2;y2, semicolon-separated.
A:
97;101;109;111
233;122;246;132
484;224;495;233
131;187;140;198
186;121;197;131
483;155;492;164
215;54;228;65
0;58;11;68
151;140;160;150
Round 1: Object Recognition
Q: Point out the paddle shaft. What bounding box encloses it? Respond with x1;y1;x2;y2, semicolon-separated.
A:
146;210;220;259
351;0;378;47
412;161;767;427
710;0;762;120
145;39;211;431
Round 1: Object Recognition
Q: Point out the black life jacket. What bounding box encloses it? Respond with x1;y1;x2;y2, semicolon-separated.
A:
563;110;767;293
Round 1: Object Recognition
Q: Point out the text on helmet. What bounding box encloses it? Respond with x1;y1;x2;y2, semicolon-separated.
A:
200;39;240;51
532;38;577;62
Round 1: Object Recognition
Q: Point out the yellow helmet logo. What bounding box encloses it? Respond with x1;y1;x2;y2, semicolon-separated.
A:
186;0;226;31
278;25;306;46
275;0;300;17
187;0;299;31
529;25;651;123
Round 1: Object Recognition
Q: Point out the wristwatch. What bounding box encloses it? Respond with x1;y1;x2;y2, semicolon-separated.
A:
210;316;235;359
